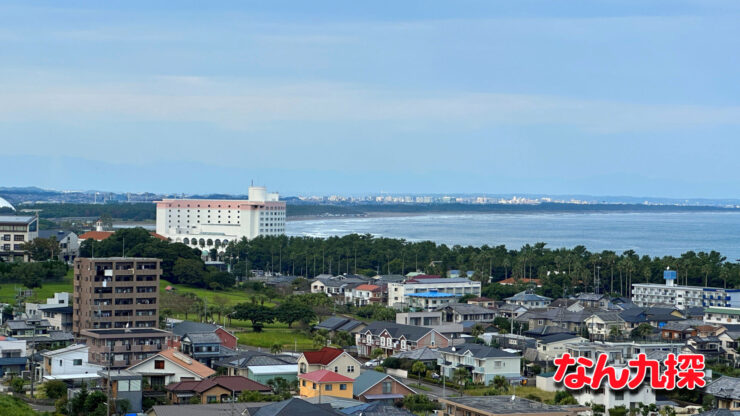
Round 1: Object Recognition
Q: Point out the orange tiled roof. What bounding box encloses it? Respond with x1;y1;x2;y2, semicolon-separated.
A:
158;349;216;379
355;284;381;292
299;369;354;383
497;277;542;285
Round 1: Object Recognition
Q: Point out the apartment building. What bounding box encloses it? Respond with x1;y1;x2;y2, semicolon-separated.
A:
0;215;38;261
387;278;481;309
73;257;161;335
80;328;171;368
632;269;740;310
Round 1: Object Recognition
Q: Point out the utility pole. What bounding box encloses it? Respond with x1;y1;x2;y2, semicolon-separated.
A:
29;321;36;398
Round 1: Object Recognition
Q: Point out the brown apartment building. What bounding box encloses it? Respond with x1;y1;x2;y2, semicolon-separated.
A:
73;257;161;335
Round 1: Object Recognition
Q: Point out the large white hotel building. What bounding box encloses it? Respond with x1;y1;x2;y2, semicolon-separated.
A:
155;186;285;250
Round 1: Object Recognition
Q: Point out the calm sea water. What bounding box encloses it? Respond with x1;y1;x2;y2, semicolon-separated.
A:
287;212;740;260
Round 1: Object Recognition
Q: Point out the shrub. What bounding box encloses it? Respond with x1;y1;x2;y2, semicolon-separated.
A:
45;380;68;400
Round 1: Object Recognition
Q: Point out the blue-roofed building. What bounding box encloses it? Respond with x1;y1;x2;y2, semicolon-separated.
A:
407;290;460;312
505;290;552;309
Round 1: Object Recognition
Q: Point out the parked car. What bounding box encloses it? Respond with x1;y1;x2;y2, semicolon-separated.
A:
364;359;380;368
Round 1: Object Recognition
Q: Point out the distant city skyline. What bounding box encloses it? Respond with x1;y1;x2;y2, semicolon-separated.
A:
2;1;740;198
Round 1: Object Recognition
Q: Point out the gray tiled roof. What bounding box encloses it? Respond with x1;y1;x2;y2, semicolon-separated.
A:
171;321;219;337
253;398;341;416
439;343;518;359
361;321;434;341
442;395;586;414
215;351;296;369
538;333;583;344
506;291;552;302
315;317;364;332
183;332;222;344
392;346;441;361
706;376;740;400
341;401;415;416
151;403;272;416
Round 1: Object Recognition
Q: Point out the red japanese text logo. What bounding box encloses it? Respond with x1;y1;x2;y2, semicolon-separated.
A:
553;353;705;390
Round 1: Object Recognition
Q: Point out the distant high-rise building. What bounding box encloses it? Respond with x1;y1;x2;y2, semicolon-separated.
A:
154;186;285;251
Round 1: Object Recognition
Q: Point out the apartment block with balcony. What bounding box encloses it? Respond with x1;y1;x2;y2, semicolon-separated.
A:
80;328;171;368
73;257;161;335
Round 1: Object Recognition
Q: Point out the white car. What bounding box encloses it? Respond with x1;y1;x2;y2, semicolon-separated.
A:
364;359;380;367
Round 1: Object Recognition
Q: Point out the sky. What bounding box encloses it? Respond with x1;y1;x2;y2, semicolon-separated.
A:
2;1;740;198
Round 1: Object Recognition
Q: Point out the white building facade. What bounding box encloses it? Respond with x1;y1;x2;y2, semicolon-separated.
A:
387;278;481;309
155;186;285;251
632;270;740;310
41;344;103;381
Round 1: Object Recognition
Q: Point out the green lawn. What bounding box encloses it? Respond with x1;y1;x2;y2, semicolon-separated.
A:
237;327;314;351
160;280;277;307
0;272;73;305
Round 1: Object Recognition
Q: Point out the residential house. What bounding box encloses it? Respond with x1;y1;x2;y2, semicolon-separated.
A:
705;376;740;411
24;292;73;332
126;348;216;388
171;321;238;350
535;333;587;361
582;311;626;340
407;291;460;312
516;308;591;334
166;375;271;404
346;284;384;307
180;332;236;368
0;336;26;376
523;325;573;340
314;317;366;337
299;369;354;399
706;307;740;326
496;303;528;319
252;398;343;416
298;347;362;379
438;343;521;385
352;370;415;403
496;277;542;287
395;311;463;341
573;293;611;310
215;350;297;383
311;277;367;303
437;303;496;323
505;290;552;309
484;333;536;352
466;297;499;309
387;278;481;309
660;320;710;340
437;395;589;416
356;321;450;358
3;318;74;352
684;333;738;362
99;369;144;413
41;344;103;382
147;403;273;416
391;346;441;365
38;230;79;262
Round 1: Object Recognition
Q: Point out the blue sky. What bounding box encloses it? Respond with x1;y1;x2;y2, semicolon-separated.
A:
2;1;740;197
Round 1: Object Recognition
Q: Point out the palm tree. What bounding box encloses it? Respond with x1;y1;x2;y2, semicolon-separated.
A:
452;368;469;395
271;343;283;354
471;324;485;338
411;361;427;385
491;375;509;392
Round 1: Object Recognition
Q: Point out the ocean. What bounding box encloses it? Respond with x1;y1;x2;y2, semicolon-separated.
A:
287;211;740;260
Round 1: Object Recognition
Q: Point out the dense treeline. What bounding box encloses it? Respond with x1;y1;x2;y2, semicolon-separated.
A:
0;261;67;288
77;228;740;299
79;228;234;289
18;203;155;220
223;234;740;298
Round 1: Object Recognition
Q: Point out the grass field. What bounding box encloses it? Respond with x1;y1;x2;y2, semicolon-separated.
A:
0;271;73;305
237;327;314;351
160;279;277;307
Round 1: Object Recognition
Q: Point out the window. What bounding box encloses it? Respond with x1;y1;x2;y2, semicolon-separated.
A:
73;359;82;366
118;380;130;392
334;366;338;373
154;360;165;369
325;384;332;391
347;365;355;373
312;383;317;389
302;380;306;387
207;395;218;403
383;381;392;394
615;391;624;400
340;384;347;390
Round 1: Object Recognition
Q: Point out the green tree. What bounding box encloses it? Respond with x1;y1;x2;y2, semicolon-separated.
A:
274;302;316;328
370;348;385;359
173;258;206;286
631;323;654;340
270;343;283;354
491;375;509;392
402;394;440;414
412;361;427;385
609;406;629;416
44;380;68;399
452;367;469;395
233;303;275;332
